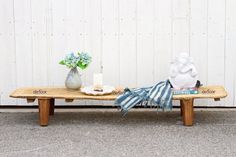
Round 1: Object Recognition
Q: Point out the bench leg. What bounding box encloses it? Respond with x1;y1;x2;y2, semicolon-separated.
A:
38;99;50;126
182;99;194;126
50;98;55;116
180;100;183;116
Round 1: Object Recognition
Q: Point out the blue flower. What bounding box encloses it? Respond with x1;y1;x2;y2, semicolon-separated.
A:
60;51;92;69
79;52;92;65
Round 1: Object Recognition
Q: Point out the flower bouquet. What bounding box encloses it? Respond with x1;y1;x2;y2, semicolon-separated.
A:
60;52;92;90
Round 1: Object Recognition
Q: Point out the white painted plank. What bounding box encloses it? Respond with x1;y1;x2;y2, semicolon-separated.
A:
31;0;49;87
172;19;189;56
50;0;68;87
66;0;85;51
207;0;225;85
172;0;190;56
50;0;73;106
190;0;208;85
154;0;172;82
101;0;120;86
225;0;236;106
48;0;70;105
14;0;33;105
84;0;104;105
101;0;120;106
66;0;87;90
0;0;17;105
84;0;102;86
137;0;155;87
190;0;208;106
170;0;189;107
172;0;189;19
119;0;137;87
207;0;225;106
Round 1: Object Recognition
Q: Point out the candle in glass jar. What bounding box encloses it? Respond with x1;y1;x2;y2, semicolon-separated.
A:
93;73;103;88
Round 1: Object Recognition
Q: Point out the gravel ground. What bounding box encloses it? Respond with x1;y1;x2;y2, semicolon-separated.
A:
0;109;236;157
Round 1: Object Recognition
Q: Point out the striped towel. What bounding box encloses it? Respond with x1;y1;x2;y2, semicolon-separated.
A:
115;80;173;114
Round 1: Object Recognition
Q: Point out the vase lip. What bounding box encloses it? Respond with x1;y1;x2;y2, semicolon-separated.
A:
71;67;78;70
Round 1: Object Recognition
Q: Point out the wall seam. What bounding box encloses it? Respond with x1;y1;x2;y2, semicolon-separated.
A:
118;0;121;86
170;0;174;58
188;0;191;55
223;0;227;88
152;0;156;83
135;0;138;86
12;0;18;105
206;0;209;85
48;0;54;86
30;0;34;86
100;0;103;73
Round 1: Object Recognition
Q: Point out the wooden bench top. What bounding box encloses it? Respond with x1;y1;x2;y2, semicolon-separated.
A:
10;86;227;101
9;86;228;127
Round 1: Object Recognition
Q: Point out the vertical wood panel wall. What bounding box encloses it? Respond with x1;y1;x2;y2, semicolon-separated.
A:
0;0;235;106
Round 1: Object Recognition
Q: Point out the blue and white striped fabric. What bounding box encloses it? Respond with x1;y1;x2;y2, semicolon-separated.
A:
115;80;173;114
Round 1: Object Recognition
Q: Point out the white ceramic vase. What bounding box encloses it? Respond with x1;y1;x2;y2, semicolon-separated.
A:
65;67;82;90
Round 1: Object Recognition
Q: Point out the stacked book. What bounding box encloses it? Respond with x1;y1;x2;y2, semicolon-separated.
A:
172;87;199;95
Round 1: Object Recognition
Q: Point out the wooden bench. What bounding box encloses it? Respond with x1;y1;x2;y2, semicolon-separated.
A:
10;86;227;126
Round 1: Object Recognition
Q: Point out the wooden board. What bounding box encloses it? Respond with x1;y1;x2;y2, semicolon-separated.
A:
10;86;227;101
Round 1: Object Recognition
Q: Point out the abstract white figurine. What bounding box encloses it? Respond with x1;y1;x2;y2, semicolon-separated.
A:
169;53;198;89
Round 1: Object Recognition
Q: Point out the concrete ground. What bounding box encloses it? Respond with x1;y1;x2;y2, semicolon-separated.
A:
0;108;236;157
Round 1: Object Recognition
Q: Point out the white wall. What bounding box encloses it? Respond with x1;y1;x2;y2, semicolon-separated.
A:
0;0;235;106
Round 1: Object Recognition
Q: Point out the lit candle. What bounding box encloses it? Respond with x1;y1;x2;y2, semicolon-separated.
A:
93;73;103;90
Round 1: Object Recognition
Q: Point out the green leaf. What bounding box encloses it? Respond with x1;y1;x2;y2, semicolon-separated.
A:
59;60;65;65
77;61;87;70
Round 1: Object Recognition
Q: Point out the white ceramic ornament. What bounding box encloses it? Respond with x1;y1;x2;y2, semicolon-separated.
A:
169;53;198;89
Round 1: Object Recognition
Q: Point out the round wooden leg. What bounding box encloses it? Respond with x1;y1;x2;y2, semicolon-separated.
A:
38;99;50;126
182;99;194;126
50;99;55;116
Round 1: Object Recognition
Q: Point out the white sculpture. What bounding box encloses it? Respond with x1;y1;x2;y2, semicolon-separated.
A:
169;53;198;89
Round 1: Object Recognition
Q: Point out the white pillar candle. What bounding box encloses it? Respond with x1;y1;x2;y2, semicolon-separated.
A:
93;73;103;87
